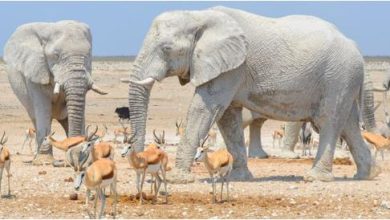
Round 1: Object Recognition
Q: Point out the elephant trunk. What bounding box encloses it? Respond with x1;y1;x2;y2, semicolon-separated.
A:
64;75;87;137
362;71;377;132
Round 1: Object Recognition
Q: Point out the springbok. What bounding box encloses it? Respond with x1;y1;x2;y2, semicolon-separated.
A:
362;131;390;161
121;133;168;204
194;135;233;203
74;158;117;219
0;132;11;197
20;128;36;154
272;125;285;148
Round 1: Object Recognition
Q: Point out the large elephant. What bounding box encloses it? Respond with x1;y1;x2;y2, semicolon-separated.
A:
4;20;107;164
124;6;383;182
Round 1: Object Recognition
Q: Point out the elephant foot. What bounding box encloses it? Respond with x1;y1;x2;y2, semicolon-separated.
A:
276;149;300;159
248;147;268;159
166;168;195;184
354;164;381;180
32;154;54;166
303;167;334;182
229;166;253;181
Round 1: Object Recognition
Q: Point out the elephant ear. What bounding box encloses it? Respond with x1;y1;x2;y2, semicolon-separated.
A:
189;11;248;87
4;28;51;85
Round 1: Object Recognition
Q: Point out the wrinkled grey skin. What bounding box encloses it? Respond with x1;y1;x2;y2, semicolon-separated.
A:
282;70;382;158
126;6;384;182
4;21;106;164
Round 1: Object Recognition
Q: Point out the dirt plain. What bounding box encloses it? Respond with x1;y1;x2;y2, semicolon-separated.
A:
1;58;390;218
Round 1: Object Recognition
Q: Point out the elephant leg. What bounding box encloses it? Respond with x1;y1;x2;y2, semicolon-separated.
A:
248;118;268;158
171;69;243;183
279;122;302;159
305;91;357;182
341;104;380;180
27;83;54;165
218;106;253;180
58;117;69;137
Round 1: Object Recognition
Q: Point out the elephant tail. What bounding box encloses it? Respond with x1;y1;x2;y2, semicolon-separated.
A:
359;71;377;132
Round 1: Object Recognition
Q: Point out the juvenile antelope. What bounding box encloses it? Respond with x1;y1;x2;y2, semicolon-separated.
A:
113;125;130;143
74;159;117;219
362;131;390;160
272;125;285;148
0;132;11;197
121;133;168;204
20;127;36;154
194;135;233;203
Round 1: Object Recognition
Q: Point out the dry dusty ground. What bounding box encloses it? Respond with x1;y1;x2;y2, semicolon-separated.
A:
1;59;390;218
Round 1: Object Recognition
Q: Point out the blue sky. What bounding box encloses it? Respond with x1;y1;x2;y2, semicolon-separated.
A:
0;2;389;56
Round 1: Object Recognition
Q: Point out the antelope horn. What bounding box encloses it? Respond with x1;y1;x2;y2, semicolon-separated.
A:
53;82;61;94
201;134;210;147
85;125;91;137
91;84;108;95
0;131;5;144
153;129;160;144
162;130;165;144
2;136;8;145
87;125;98;141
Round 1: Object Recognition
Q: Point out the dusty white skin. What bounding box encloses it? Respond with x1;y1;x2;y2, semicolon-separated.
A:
3;20;107;163
126;6;384;182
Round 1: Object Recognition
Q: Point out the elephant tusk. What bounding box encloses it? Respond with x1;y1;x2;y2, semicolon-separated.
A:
53;82;61;94
373;86;388;92
120;78;131;83
91;84;108;95
130;77;156;89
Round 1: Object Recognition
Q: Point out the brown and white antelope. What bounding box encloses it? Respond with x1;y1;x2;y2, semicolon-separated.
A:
20;128;36;154
194;135;233;203
362;131;390;161
113;125;130;143
95;124;108;141
74;158;117;219
0;132;11;197
121;133;168;204
272;125;285;148
42;125;98;166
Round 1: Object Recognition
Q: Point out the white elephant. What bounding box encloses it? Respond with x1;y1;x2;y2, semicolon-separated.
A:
3;20;107;164
124;6;383;182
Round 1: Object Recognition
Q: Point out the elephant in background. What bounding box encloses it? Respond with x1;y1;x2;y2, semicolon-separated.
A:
4;20;107;164
124;6;383;182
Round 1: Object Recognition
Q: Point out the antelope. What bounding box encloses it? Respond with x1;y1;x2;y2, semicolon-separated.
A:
176;120;218;147
0;132;11;197
299;122;313;156
20;127;36;154
194;135;233;203
175;119;184;137
121;133;168;204
147;130;170;194
95;124;108;141
362;131;390;161
74;158;117;219
113;125;130;143
272;125;285;148
42;126;98;166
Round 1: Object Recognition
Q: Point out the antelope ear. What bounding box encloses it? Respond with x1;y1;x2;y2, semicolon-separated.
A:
189;10;248;87
4;24;51;85
178;76;190;86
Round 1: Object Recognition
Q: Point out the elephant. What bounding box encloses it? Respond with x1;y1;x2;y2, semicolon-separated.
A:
123;6;384;182
3;20;107;164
